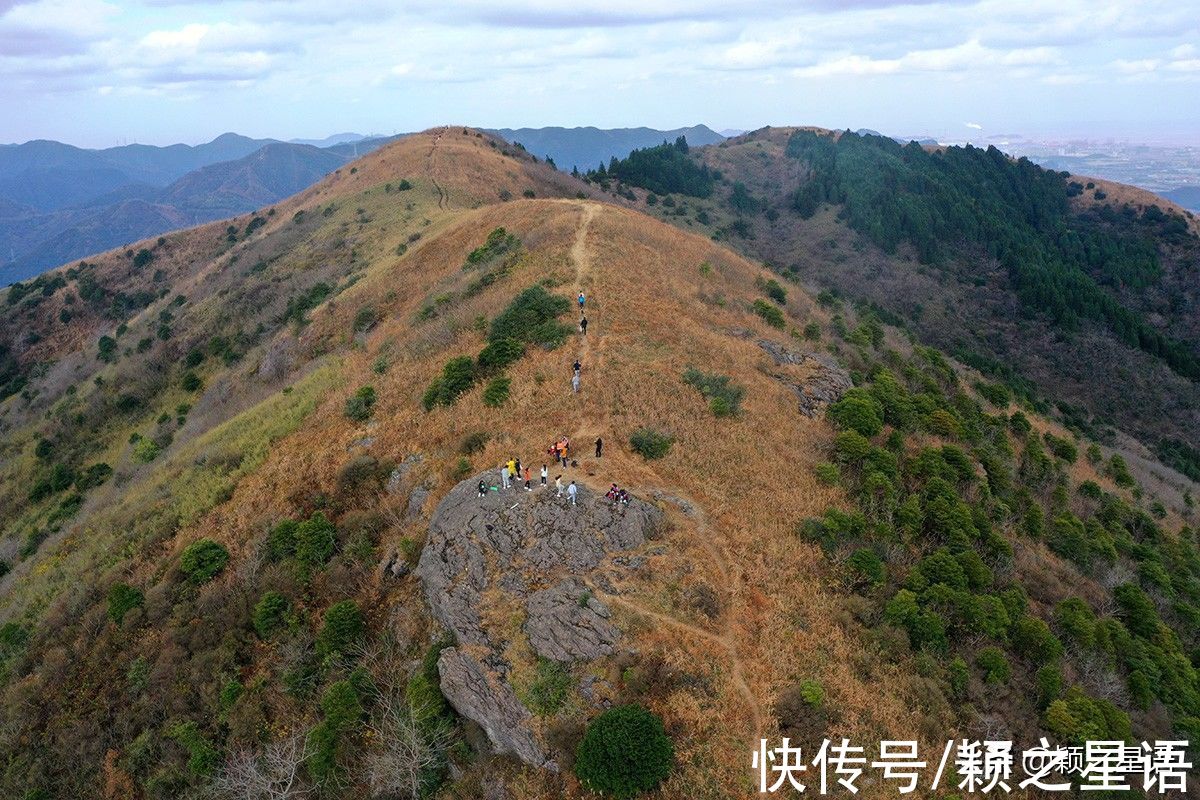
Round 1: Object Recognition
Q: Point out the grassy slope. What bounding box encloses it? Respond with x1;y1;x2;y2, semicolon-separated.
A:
0;128;1196;798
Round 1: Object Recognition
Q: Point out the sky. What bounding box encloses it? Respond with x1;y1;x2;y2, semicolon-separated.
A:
1;0;1198;148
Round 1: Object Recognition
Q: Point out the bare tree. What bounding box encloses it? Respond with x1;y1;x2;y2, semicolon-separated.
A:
209;732;313;800
364;689;453;800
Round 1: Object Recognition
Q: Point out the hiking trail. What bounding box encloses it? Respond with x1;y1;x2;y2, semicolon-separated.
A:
427;130;448;210
564;200;766;747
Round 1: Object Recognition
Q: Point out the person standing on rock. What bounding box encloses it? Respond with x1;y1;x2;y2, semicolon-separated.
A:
595;437;602;458
478;479;488;498
555;475;563;497
580;316;588;336
507;458;517;489
540;464;548;487
500;463;510;490
514;457;522;482
567;480;578;506
523;465;532;491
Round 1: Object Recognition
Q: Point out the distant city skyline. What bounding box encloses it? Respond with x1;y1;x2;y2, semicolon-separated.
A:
2;0;1198;148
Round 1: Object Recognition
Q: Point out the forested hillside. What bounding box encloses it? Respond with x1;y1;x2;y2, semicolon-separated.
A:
596;128;1200;485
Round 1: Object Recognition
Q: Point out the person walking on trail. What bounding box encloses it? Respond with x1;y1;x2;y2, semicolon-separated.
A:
540;464;548;487
572;359;581;374
478;479;488;498
580;316;588;336
555;475;564;497
572;372;581;394
567;480;578;506
578;291;586;310
595;437;603;458
523;466;532;491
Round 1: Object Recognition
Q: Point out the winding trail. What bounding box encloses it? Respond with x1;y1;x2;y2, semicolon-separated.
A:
564;200;767;747
427;129;448;210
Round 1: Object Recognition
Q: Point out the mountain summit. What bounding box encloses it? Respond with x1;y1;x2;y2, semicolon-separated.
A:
0;127;1197;798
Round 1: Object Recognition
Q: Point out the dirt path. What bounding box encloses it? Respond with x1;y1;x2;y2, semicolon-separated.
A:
427;130;448;210
564;200;767;747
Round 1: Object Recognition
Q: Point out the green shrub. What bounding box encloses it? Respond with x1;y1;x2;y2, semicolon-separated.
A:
974;381;1011;408
353;306;378;333
1107;454;1136;488
1036;664;1064;710
107;582;144;624
266;519;298;561
752;298;785;328
308;679;364;784
294;511;336;571
630;428;674;460
523;658;572;715
1011;616;1063;665
75;462;112;491
814;462;840;485
344;385;377;421
845;548;885;588
477;337;524;374
575;705;674;798
827;389;884;437
1043;432;1078;463
180;371;203;392
1044;686;1131;744
763;278;788;304
489;285;572;348
166;720;219;776
975;646;1011;683
179;539;229;584
798;679;825;707
317;600;365;658
423;356;476;410
252;591;289;639
482;376;511;408
948;657;969;699
682;367;745;417
132;437;161;463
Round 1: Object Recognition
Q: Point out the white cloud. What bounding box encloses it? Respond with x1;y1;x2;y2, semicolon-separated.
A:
965;121;982;129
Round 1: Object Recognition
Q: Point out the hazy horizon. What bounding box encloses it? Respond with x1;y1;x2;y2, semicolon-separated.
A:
2;0;1198;149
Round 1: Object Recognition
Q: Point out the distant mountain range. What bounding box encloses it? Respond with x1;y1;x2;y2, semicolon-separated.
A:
0;134;407;285
487;125;725;172
0;126;728;284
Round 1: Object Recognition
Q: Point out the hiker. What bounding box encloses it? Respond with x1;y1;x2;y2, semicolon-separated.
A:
523;465;532;491
506;458;517;489
478;479;488;497
605;483;619;501
500;463;510;490
514;457;522;481
567;480;578;506
595;437;602;458
572;359;581;374
580;316;588;336
555;475;564;497
572;372;581;394
617;488;629;505
578;291;586;309
540;464;548;487
560;438;570;467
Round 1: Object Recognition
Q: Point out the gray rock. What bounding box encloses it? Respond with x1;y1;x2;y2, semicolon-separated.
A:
417;474;663;768
437;647;555;769
524;578;619;661
757;339;852;417
348;436;376;450
405;485;430;521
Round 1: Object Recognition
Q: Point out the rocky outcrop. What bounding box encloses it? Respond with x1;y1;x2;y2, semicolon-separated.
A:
758;338;852;416
417;475;663;768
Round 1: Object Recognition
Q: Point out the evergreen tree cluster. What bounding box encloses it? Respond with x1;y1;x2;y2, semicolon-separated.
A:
585;136;716;198
785;130;1200;379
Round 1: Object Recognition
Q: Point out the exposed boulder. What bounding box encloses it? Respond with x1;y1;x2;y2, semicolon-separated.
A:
758;338;852;416
417;475;663;769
